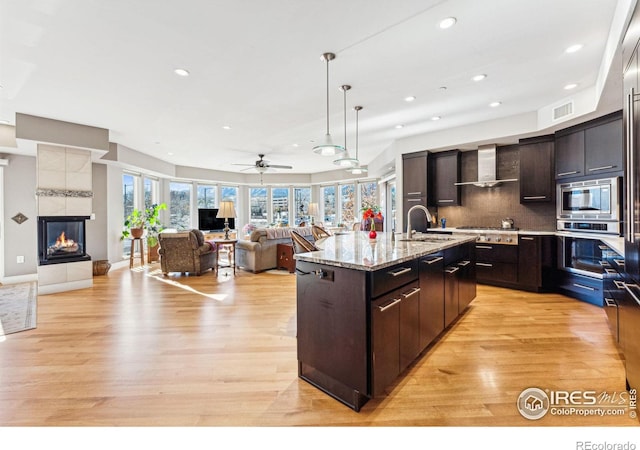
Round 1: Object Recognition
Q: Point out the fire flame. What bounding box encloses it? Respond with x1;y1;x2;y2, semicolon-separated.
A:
55;231;76;248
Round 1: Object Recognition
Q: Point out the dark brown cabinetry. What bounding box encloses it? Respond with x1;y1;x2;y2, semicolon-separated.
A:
554;111;623;181
418;253;444;348
585;118;623;176
519;136;554;203
457;243;477;313
517;234;556;291
475;244;518;284
371;288;401;398
429;150;461;206
403;151;430;232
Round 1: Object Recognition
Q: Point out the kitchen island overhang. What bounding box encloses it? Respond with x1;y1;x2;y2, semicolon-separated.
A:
294;231;477;411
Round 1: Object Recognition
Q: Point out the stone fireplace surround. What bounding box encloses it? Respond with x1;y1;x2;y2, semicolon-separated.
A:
36;144;93;295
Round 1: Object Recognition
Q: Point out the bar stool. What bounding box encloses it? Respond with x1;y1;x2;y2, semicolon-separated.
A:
129;237;145;268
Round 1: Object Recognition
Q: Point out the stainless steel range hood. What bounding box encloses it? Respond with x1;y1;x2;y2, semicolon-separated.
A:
454;145;518;187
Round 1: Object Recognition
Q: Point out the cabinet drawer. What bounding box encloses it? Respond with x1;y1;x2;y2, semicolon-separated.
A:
370;259;419;299
475;244;518;263
476;261;518;283
557;271;603;306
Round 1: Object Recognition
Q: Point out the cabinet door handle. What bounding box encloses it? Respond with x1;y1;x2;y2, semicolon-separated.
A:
378;298;401;312
444;266;459;274
614;259;625;266
406;198;422;202
523;196;547;200
423;256;443;265
557;170;580;177
521;237;535;241
406;191;422;196
402;287;421;299
476;245;493;249
458;260;471;267
388;267;412;277
614;280;626;289
573;283;595;291
476;262;493;267
627;87;635;243
623;283;640;306
604;298;617;307
604;268;618;275
588;165;615;172
438;199;455;203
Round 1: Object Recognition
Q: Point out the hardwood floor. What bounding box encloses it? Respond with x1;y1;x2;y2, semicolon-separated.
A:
0;264;637;427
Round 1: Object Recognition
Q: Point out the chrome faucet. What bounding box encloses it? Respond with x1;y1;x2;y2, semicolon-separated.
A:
406;205;432;239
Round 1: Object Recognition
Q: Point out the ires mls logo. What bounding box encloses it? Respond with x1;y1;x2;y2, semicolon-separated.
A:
517;387;636;420
517;388;550;420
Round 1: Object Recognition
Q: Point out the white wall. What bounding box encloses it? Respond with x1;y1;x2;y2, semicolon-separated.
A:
3;155;37;277
86;164;108;260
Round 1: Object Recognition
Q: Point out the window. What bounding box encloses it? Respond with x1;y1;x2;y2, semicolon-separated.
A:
360;181;378;211
293;187;311;225
169;181;192;229
339;183;355;226
220;185;238;204
143;177;158;210
250;187;268;227
322;185;336;226
122;173;142;257
197;184;216;209
272;187;289;226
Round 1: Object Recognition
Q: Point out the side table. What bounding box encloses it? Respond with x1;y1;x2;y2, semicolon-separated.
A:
213;239;237;276
277;243;295;273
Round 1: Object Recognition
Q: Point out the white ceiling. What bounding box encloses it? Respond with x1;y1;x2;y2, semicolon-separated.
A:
0;0;631;175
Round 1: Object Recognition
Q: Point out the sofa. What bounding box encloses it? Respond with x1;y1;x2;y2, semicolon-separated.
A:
158;229;217;275
236;226;314;273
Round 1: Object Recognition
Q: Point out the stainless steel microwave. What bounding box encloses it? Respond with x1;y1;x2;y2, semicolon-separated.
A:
557;177;621;221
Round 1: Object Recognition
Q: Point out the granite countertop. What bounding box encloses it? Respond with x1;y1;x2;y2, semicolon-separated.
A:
293;231;476;271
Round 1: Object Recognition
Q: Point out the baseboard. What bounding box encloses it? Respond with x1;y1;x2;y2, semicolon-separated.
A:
1;273;38;285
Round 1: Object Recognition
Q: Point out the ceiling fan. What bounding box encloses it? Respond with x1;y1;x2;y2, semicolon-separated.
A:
233;154;293;173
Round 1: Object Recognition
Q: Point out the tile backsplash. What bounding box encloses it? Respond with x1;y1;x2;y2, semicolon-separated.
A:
435;145;557;231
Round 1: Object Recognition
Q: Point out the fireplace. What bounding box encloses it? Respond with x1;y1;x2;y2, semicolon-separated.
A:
38;216;90;265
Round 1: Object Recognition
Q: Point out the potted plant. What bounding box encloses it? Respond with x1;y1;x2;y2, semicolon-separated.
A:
121;209;146;239
144;203;167;262
121;203;167;262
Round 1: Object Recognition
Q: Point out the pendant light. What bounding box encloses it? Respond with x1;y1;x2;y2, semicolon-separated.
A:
333;85;359;168
348;106;368;174
312;52;345;156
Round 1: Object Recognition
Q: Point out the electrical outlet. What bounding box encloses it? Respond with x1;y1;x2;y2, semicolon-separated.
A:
16;255;24;264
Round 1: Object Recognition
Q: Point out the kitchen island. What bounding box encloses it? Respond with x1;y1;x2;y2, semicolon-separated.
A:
294;231;477;411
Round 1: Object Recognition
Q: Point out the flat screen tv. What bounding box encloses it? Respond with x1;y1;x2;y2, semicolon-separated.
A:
198;208;235;231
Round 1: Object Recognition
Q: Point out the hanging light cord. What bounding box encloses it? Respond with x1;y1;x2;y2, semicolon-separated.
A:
355;107;359;160
343;87;347;150
325;58;330;135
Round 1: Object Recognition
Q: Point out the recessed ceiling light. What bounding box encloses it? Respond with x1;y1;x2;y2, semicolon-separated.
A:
489;101;501;107
167;152;174;156
174;68;190;77
395;124;405;129
564;83;578;90
431;116;441;121
292;143;299;148
472;74;487;82
439;86;447;91
566;44;583;54
0;120;9;125
222;125;231;130
439;17;457;29
404;96;416;102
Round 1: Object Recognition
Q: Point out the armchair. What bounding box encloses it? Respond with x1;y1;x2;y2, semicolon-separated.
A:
158;229;216;276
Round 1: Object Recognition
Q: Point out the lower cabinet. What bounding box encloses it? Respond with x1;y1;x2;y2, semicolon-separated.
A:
458;243;477;313
419;253;445;348
475;244;518;284
444;264;459;327
556;271;604;307
371;281;420;397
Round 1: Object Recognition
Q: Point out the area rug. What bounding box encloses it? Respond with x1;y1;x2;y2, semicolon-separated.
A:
0;282;37;335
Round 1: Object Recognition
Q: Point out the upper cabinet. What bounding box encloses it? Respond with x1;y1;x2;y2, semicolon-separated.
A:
428;150;461;206
402;151;428;198
554;111;623;181
519;136;554;203
402;151;430;232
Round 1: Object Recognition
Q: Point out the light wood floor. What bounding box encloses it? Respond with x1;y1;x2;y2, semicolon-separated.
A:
0;264;637;427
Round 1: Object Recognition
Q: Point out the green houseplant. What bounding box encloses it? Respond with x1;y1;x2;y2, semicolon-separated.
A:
121;203;167;245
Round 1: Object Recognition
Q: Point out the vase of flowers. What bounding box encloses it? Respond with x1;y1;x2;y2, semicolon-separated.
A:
362;205;383;240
